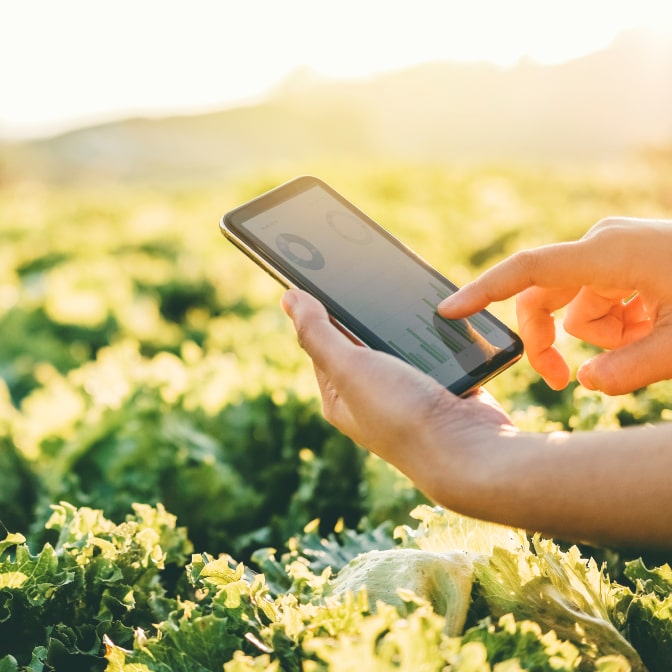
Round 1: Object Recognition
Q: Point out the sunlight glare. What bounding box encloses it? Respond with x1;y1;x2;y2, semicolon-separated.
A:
1;0;671;138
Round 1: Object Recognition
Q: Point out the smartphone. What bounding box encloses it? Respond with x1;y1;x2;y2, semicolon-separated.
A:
221;175;523;396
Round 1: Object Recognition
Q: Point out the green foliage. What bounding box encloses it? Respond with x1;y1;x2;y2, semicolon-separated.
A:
251;519;398;598
1;161;672;669
610;560;672;671
0;436;36;534
0;503;190;671
99;506;654;671
17;344;367;560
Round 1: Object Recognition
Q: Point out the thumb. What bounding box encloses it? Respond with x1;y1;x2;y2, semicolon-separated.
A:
280;288;355;372
578;329;672;395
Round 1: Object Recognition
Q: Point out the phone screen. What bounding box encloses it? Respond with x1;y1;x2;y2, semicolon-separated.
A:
222;176;522;395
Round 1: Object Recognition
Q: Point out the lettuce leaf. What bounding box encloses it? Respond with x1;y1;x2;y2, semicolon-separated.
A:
0;503;190;670
397;506;644;669
106;553;301;672
472;534;644;669
610;559;672;672
251;518;397;598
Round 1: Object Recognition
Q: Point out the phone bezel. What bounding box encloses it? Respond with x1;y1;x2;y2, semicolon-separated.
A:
220;175;523;396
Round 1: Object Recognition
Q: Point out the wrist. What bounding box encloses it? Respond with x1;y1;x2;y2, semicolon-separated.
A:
409;411;520;515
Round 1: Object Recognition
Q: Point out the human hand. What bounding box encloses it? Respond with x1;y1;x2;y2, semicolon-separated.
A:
438;217;672;395
282;288;672;549
281;288;514;501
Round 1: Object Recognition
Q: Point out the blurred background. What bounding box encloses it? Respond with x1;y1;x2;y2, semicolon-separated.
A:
2;0;672;178
1;0;672;556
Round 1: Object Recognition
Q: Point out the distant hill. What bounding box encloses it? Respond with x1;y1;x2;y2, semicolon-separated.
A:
3;29;672;184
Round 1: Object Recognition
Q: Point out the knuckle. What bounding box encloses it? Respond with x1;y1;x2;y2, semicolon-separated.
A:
585;216;631;245
508;248;546;288
593;215;623;230
562;314;578;336
511;248;538;275
562;305;585;337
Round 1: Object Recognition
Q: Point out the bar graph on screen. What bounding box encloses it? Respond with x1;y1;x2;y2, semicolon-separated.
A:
385;280;499;378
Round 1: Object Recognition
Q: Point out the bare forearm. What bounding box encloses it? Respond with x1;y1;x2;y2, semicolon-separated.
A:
281;288;672;550
414;422;672;550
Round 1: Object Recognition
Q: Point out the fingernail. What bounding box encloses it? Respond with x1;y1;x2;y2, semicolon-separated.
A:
438;294;458;312
577;362;597;390
280;289;297;314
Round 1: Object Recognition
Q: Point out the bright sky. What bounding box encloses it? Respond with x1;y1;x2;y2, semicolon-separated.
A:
1;0;671;140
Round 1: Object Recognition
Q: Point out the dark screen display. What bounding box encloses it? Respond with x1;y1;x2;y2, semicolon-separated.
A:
223;177;521;393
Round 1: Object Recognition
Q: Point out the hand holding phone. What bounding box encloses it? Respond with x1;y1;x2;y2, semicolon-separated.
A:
221;176;523;396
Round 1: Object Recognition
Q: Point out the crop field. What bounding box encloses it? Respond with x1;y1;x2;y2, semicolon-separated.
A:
1;156;672;670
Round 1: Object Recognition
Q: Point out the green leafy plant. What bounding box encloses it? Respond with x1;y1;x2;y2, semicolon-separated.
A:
2;163;672;670
0;503;191;671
